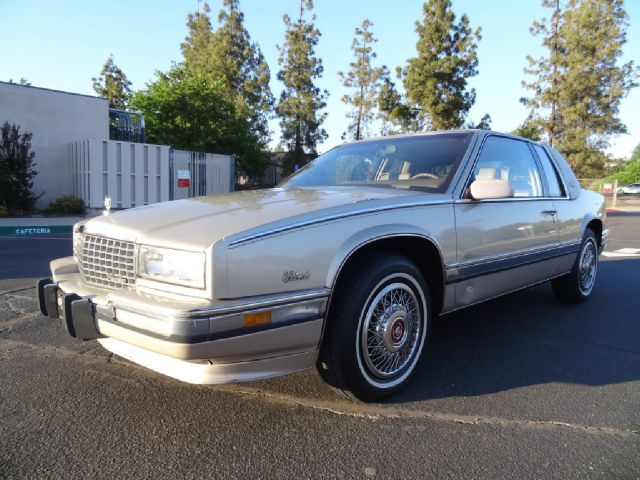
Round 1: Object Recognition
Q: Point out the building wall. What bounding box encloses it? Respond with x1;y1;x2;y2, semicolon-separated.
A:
0;82;108;207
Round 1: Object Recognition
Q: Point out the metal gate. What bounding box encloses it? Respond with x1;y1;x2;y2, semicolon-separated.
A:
169;150;235;200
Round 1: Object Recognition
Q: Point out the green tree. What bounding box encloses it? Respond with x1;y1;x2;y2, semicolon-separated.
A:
467;113;492;130
338;19;386;141
0;122;40;213
276;0;328;173
92;55;132;109
130;65;266;177
377;73;423;134
630;142;640;163
402;0;482;130
605;158;640;185
522;0;638;177
512;120;541;141
181;1;273;144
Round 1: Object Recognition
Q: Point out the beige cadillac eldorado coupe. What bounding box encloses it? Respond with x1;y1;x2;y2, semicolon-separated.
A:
38;130;608;401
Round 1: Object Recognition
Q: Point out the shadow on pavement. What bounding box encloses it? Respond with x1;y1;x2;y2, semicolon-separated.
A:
392;257;640;403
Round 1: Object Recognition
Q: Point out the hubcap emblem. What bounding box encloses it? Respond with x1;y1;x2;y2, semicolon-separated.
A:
391;319;405;343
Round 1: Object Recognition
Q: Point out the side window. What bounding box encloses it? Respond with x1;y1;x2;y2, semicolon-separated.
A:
471;136;543;197
533;145;564;197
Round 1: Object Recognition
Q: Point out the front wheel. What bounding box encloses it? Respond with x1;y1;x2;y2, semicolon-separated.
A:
552;230;599;303
317;253;431;401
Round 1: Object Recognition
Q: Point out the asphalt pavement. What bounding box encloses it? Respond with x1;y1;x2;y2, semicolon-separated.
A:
1;214;639;479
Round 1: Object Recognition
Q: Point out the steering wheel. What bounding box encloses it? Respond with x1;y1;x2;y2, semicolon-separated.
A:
410;173;439;180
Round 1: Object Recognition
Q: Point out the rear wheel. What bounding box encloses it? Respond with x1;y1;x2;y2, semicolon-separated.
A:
317;253;430;402
552;229;599;303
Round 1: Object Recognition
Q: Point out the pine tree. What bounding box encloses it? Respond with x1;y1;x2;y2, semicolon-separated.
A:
92;55;132;109
512;121;542;141
377;72;424;134
468;113;491;130
402;0;481;130
338;19;386;141
276;0;328;173
522;0;638;177
181;1;273;144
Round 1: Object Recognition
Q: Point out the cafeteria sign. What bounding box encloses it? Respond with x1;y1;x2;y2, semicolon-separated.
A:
0;226;72;236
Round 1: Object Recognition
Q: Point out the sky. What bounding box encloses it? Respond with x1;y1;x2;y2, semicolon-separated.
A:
1;0;638;158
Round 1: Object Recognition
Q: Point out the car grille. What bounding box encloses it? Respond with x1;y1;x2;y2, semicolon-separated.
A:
78;235;136;288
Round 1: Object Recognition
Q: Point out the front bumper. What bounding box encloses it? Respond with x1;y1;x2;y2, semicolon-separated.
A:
38;257;328;384
599;228;609;254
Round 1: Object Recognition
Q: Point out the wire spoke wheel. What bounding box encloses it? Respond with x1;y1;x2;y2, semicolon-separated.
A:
359;279;423;381
552;229;599;304
317;254;430;401
579;239;597;295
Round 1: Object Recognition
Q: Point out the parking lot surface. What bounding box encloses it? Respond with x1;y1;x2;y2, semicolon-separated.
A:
1;214;639;479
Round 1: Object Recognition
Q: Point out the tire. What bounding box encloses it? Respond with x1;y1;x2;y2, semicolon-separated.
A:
316;253;431;402
552;229;599;303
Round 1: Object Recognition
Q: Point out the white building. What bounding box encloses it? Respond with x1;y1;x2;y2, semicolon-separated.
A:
0;81;108;207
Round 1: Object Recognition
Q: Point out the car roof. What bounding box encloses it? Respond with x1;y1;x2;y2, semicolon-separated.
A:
344;129;541;147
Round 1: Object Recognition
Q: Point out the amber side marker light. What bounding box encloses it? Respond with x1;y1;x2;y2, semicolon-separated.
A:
243;311;272;328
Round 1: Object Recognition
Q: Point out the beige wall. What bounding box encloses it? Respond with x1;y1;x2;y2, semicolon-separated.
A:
0;81;108;207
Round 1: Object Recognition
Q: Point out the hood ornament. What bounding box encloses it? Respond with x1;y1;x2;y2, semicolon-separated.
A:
103;195;112;216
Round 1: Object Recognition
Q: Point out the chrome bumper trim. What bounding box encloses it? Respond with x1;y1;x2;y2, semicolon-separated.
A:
111;287;331;321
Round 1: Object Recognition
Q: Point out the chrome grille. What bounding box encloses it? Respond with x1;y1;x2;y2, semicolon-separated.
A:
78;235;136;288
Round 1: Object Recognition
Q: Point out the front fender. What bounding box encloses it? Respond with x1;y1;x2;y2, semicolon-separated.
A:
325;224;444;290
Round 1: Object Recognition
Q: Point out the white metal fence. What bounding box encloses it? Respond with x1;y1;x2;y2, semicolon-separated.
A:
170;150;234;200
71;139;170;209
71;141;234;210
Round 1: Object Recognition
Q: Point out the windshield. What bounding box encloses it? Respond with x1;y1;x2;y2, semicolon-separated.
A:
280;132;473;193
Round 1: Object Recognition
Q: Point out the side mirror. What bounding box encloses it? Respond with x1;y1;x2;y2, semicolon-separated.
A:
469;179;514;200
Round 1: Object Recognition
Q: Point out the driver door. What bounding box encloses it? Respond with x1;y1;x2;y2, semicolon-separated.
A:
452;135;559;307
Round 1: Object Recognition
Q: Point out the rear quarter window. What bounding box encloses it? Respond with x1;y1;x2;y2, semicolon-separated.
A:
532;145;564;197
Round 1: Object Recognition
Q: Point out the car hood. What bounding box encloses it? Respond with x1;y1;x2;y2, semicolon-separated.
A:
83;187;449;250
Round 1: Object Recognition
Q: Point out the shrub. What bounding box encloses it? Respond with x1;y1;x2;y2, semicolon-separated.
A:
45;195;85;216
605;161;640;186
0;203;8;217
0;122;41;214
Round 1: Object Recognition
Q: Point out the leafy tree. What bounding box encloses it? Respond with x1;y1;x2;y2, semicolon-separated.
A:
0;122;40;213
522;0;638;177
629;142;640;163
131;65;266;177
181;1;273;144
92;55;132;109
276;0;328;173
402;0;482;130
338;19;386;140
605;159;640;185
512;121;541;141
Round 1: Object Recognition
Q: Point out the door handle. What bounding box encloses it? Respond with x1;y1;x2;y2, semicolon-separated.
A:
541;210;557;216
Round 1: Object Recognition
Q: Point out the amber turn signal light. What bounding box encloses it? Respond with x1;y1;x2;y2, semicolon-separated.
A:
243;311;272;328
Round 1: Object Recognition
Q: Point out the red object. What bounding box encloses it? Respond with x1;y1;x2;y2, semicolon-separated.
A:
178;179;190;188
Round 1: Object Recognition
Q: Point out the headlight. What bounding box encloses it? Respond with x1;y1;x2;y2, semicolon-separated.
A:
138;246;205;289
73;222;86;262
